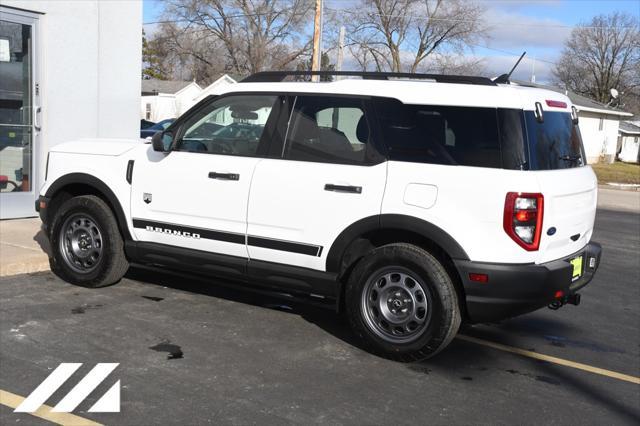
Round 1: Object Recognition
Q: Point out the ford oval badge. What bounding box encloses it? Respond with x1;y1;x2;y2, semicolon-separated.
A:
547;227;557;236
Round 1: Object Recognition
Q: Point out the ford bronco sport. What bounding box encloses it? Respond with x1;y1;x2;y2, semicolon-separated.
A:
37;71;602;360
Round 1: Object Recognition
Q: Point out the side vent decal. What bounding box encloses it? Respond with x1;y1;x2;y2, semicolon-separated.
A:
126;160;134;184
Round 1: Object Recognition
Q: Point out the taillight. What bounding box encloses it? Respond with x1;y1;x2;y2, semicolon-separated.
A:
503;192;544;251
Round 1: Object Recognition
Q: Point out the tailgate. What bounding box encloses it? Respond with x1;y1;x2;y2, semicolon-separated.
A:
535;166;598;263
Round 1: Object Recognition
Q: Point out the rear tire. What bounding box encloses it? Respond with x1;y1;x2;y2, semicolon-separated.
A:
345;243;461;361
49;195;129;288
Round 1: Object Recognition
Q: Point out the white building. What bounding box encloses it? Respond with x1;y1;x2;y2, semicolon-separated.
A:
141;80;202;122
564;92;633;164
0;1;142;219
141;74;236;122
193;74;237;104
618;121;640;164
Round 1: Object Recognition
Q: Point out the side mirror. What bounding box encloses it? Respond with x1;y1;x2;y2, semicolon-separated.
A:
571;106;579;125
152;131;174;152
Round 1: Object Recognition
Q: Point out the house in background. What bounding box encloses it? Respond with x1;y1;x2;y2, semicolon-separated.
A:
618;121;640;163
141;80;201;122
1;1;141;219
513;80;633;164
192;74;238;105
564;92;633;164
141;74;236;122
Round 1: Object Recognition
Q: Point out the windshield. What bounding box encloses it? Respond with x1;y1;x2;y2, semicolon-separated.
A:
212;122;264;139
524;111;585;170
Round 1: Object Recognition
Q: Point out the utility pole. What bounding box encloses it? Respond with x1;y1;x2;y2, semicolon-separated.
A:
311;0;322;82
336;26;345;75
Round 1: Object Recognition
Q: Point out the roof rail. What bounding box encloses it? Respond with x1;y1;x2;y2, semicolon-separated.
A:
241;71;497;86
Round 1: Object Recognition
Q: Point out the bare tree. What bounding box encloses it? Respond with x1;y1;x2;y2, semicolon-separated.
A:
159;0;314;77
553;12;639;112
147;21;229;83
343;0;485;73
420;54;485;76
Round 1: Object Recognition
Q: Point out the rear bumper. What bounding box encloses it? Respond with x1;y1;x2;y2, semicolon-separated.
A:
454;242;602;323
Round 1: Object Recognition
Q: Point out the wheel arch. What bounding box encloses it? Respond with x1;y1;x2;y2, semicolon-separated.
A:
44;173;132;240
327;214;469;274
327;214;469;315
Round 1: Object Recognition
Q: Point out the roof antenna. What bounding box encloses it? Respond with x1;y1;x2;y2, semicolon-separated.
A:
493;51;526;84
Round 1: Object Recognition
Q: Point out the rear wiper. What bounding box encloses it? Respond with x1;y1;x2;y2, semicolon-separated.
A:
559;155;582;164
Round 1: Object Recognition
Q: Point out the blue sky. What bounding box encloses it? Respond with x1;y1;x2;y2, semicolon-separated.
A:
143;0;164;23
142;0;640;82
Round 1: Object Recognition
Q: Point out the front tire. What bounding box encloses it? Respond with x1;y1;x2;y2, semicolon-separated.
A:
345;243;461;361
49;195;129;288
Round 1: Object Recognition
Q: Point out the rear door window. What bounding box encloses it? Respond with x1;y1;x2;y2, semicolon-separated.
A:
284;96;381;165
524;111;585;169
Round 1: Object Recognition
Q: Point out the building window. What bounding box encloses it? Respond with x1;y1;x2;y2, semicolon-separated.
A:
598;117;604;131
145;103;151;120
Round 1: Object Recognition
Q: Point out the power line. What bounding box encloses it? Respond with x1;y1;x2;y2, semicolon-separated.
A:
143;4;637;30
323;6;639;30
143;9;311;26
468;44;558;66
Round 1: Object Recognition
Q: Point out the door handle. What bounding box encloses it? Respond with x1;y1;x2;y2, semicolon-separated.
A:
324;184;362;194
208;172;239;181
34;106;41;131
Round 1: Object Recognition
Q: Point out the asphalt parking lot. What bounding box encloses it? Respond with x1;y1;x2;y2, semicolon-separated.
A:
1;205;639;425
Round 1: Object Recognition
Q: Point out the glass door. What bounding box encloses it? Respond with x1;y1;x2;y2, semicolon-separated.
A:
0;11;39;218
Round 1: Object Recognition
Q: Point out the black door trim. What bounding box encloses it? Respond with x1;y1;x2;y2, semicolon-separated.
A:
132;218;323;257
247;235;321;257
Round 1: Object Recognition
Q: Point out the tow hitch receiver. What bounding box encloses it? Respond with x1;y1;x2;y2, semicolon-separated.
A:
548;293;581;310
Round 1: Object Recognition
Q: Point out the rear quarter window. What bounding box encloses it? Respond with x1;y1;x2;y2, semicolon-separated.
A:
374;98;526;169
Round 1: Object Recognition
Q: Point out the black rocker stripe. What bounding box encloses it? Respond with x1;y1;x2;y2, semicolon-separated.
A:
132;219;323;257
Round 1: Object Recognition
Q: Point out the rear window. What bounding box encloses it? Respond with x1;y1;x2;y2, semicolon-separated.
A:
375;98;585;170
524;111;585;170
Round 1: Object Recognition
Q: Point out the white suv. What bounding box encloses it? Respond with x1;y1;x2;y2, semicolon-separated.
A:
37;71;602;360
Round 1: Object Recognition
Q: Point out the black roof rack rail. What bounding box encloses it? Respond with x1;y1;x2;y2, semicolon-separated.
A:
241;71;497;86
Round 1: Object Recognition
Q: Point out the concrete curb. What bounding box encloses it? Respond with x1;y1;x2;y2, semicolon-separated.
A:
0;218;52;278
0;260;51;278
601;183;640;192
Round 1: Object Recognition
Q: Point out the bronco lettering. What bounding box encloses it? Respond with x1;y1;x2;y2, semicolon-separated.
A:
145;225;200;239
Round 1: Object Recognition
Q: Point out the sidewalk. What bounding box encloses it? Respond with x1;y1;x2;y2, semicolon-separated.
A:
0;218;50;277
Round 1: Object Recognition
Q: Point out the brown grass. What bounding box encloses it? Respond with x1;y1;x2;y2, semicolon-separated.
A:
591;161;640;185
